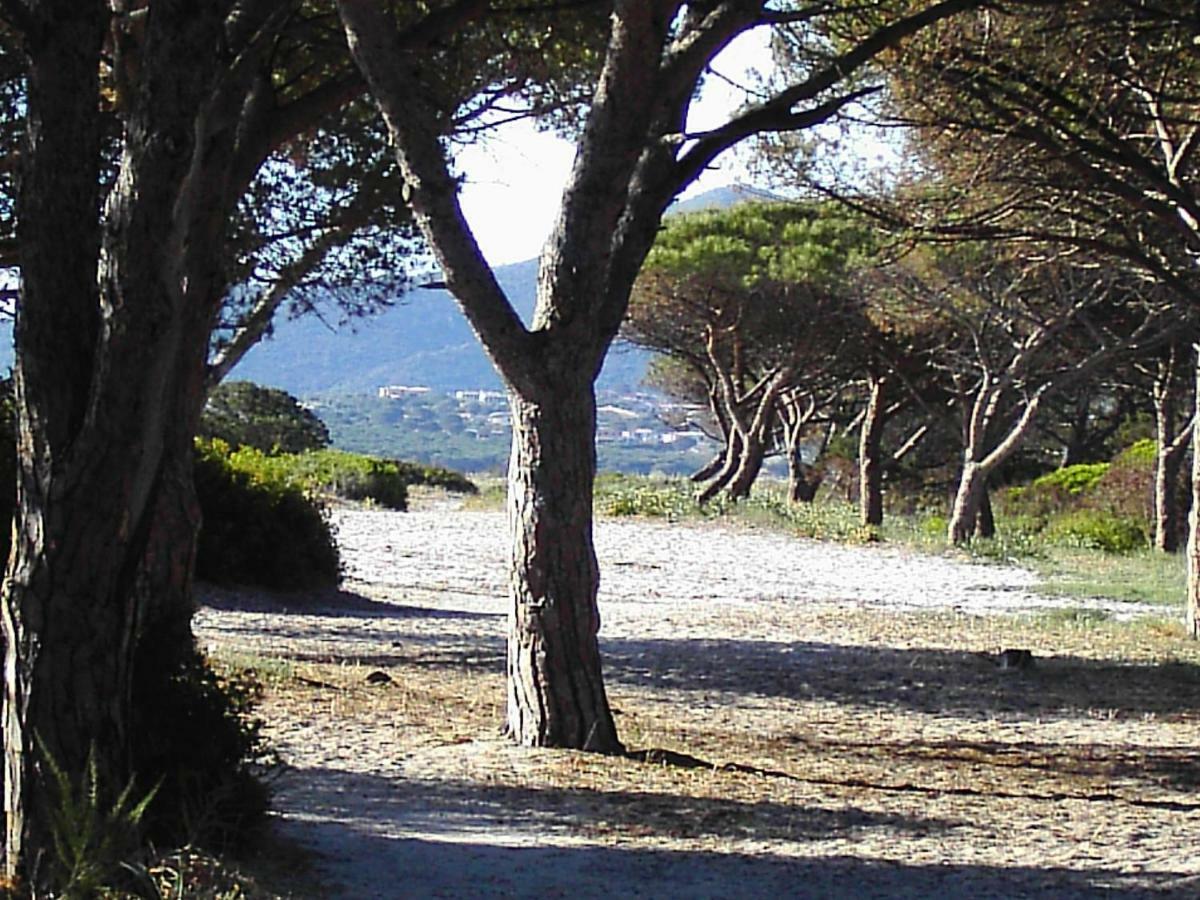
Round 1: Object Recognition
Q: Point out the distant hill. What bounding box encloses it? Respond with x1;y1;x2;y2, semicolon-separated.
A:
0;185;778;395
231;257;651;396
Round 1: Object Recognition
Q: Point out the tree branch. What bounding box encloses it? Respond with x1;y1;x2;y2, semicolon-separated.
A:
338;0;536;391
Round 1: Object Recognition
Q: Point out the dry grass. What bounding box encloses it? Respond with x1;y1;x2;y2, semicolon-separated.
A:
211;599;1200;897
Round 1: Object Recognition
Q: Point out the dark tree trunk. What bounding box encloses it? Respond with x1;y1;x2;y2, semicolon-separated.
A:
697;431;743;504
859;375;886;527
974;484;995;539
506;377;620;751
3;2;110;878
4;4;229;881
691;451;726;484
787;458;822;504
726;426;769;501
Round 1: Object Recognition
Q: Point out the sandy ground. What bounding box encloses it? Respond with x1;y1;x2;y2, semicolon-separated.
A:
194;499;1199;899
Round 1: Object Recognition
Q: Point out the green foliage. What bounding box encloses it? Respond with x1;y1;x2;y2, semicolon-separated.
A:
1115;438;1157;467
1032;462;1111;495
132;627;272;853
201;381;330;455
390;460;478;494
232;447;411;510
645;201;874;290
194;439;341;591
38;739;159;899
595;475;878;542
1046;509;1148;554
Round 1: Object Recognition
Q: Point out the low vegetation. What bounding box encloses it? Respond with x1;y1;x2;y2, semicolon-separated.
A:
195;439;342;592
592;460;1185;612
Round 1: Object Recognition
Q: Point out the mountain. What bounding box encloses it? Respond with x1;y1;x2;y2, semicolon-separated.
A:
231;258;653;395
0;185;772;395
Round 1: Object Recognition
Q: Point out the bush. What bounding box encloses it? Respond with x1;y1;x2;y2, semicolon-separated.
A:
1089;438;1160;526
1032;462;1111;495
1046;509;1148;554
390;460;478;494
194;439;341;591
233;447;411;511
201;381;330;454
132;627;272;853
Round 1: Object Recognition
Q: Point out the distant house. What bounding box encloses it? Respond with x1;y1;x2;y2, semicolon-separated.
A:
378;385;431;399
454;389;506;405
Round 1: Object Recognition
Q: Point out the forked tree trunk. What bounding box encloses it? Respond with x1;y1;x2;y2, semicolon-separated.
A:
697;431;743;503
506;377;621;751
726;425;770;501
859;375;886;527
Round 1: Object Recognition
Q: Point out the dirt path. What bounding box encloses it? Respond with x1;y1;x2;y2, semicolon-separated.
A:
195;502;1200;899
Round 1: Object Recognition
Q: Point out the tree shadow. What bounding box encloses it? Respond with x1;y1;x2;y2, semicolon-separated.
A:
270;764;1197;899
598;636;1200;720
199;583;503;621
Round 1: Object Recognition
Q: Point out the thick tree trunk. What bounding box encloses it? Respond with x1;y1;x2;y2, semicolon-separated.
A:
506;377;621;751
948;460;988;545
1186;350;1200;639
859;375;886;527
4;4;229;881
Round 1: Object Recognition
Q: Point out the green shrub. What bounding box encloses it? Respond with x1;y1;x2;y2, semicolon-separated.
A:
1032;462;1111;495
1046;509;1148;554
201;381;330;454
1116;438;1157;467
194;439;340;590
240;447;411;510
391;460;478;494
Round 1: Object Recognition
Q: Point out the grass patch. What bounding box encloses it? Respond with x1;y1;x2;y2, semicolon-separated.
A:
1032;547;1185;608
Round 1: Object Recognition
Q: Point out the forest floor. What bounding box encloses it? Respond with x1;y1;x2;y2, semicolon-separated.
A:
194;490;1200;899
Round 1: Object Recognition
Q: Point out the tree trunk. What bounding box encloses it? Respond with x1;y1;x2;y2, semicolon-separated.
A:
948;460;988;545
691;451;725;483
974;484;995;539
787;455;821;504
1152;360;1186;553
859;375;886;527
696;431;742;504
726;427;769;501
1186;349;1200;639
4;4;230;880
506;377;621;751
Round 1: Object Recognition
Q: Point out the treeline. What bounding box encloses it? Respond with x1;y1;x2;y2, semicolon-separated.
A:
625;201;1186;554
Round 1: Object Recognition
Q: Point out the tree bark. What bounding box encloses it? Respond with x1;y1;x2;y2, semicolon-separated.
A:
4;3;230;881
974;484;995;539
1186;347;1200;639
948;459;988;545
859;374;886;527
1152;351;1189;554
506;377;620;751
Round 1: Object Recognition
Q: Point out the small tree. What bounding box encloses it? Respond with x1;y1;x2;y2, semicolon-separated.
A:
200;381;331;455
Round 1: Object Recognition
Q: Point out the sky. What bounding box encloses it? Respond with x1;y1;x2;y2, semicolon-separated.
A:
453;29;772;267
